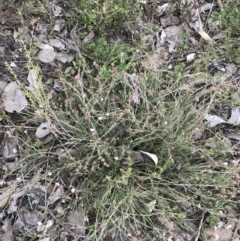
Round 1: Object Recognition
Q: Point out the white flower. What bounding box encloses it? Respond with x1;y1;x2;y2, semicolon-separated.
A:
226;225;232;229
214;234;219;240
217;221;224;228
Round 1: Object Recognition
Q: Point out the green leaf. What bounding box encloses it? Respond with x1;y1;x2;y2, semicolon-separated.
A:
65;66;73;73
30;46;38;57
71;68;76;75
46;78;54;84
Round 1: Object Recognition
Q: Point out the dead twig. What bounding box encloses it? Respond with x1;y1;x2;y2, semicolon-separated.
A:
195;211;205;241
203;1;215;29
70;24;85;59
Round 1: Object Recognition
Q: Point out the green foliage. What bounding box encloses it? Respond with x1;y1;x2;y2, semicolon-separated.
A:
64;54;82;75
83;36;136;68
2;0;239;239
43;63;237;239
212;0;240;64
33;139;42;148
30;45;38;57
216;2;240;36
72;0;141;31
222;36;240;64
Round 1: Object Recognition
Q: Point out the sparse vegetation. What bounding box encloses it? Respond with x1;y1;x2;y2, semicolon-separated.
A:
0;0;240;240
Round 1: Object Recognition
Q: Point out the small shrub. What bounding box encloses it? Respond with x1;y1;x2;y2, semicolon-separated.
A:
216;1;240;37
41;63;238;239
67;0;141;32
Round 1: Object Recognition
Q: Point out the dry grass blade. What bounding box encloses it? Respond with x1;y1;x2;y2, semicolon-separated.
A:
195;211;205;241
